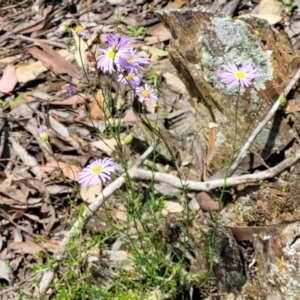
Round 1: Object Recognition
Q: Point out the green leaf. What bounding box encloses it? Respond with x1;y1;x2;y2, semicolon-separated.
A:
153;49;168;57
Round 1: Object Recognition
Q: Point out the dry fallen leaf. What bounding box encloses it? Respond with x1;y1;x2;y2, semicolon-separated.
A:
89;90;112;120
166;0;187;9
225;226;266;241
0;258;12;283
0;56;17;64
259;0;285;15
145;24;171;45
162;72;188;94
0;65;17;93
161;201;184;216
9;240;44;255
144;98;157;113
28;43;82;79
16;49;75;83
282;99;300;114
111;209;127;221
240;14;282;25
10;137;45;180
91;138;120;153
10;91;36;109
122;108;139;124
206;127;217;165
49;94;85;106
239;0;284;25
16;60;48;83
0;185;28;202
80;181;102;203
40;161;80;181
40;202;56;234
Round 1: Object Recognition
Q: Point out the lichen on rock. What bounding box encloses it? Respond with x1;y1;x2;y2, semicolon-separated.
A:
204;17;274;93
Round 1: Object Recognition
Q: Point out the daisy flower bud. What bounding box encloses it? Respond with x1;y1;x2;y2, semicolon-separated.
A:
55;24;69;36
37;126;49;142
207;122;219;129
124;134;133;145
279;97;287;106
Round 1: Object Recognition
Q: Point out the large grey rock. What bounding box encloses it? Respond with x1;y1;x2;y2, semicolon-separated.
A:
155;6;300;173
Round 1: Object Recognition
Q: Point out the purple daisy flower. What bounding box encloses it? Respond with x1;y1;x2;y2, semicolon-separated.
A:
119;48;150;72
96;47;130;74
37;126;49;142
217;61;262;89
65;85;76;95
106;33;131;50
135;84;158;103
118;67;142;88
75;25;90;39
78;158;116;190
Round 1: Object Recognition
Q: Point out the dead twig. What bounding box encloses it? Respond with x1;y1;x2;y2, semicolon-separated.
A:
0;0;28;11
13;35;68;49
9;137;46;180
228;67;300;176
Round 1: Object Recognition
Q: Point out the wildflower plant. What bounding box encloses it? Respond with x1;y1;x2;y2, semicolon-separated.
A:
46;23;261;299
217;61;262;155
200;60;264;289
71;31;191;295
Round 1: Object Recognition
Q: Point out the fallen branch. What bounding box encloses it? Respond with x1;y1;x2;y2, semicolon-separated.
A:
131;149;300;191
228;67;300;176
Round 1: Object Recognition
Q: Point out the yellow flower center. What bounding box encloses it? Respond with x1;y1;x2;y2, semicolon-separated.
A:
126;73;133;80
141;90;149;98
127;56;134;63
236;71;245;79
108;50;116;59
75;25;83;34
92;166;102;174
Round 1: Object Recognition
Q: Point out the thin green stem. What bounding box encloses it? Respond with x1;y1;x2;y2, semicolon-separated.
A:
233;84;241;156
